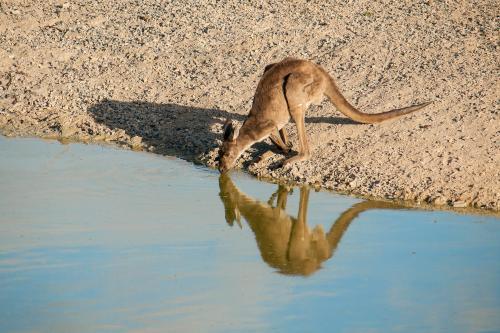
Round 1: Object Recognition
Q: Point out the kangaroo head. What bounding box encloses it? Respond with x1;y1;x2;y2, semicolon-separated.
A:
218;119;240;173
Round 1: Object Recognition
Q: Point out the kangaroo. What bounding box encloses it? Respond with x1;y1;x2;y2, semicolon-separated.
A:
218;174;404;276
218;57;431;173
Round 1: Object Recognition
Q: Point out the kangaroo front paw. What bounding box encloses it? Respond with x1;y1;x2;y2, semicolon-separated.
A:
283;142;293;153
256;150;274;163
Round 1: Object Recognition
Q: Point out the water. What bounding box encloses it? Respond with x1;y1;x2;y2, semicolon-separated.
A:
0;136;499;333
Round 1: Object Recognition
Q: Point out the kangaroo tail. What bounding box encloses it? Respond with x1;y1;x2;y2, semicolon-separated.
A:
323;71;431;124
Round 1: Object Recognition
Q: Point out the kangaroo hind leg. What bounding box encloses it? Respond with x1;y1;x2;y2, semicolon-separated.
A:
282;73;315;166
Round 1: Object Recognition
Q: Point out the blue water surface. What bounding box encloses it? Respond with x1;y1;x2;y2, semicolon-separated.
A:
0;136;499;333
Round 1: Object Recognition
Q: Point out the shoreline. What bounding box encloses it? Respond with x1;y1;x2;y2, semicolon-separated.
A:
1;1;498;211
1;132;498;216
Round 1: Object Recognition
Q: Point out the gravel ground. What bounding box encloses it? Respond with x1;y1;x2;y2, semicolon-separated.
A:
0;0;498;211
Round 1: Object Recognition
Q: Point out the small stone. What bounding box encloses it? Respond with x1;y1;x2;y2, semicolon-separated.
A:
452;200;468;208
258;150;274;162
130;135;142;148
433;196;447;206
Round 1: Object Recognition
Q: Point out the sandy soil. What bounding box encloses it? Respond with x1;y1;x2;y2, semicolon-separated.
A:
0;1;498;211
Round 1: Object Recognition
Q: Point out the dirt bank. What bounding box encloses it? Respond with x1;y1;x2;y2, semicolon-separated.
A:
0;1;498;210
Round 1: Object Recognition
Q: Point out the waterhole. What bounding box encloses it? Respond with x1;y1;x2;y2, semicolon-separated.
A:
1;136;499;333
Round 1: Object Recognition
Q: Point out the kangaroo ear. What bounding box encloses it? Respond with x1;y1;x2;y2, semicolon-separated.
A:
231;125;240;141
263;62;276;74
223;119;234;141
223;119;240;141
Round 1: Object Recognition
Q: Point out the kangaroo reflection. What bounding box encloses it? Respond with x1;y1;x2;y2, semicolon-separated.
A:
219;174;403;276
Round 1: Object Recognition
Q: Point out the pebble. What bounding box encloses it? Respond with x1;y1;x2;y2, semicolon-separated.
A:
452;200;468;208
432;196;447;206
130;135;142;148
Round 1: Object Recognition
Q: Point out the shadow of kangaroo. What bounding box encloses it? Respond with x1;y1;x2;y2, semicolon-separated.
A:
88;99;359;164
88;100;247;162
219;174;405;276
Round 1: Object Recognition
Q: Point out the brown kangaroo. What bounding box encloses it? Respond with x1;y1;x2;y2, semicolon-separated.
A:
218;174;404;276
218;57;431;173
